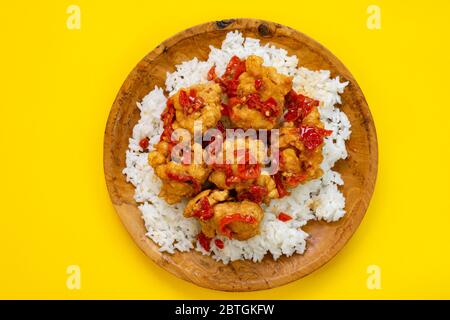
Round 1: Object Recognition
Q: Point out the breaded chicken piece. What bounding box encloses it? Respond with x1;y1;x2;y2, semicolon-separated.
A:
229;55;292;129
171;83;222;135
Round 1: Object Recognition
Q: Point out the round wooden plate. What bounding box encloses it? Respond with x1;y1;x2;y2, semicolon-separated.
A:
104;19;378;291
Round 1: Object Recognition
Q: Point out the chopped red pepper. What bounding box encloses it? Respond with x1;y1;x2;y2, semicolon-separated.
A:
237;185;268;204
236;162;260;180
224;79;240;97
219;213;257;239
192;197;214;221
207;65;217;81
254;78;263;90
212;149;261;186
235;149;261;180
284;90;319;123
279;151;286;167
214;239;224;249
160;99;176;142
179;89;204;115
299;125;332;150
166;172;200;193
274;172;289;198
198;232;211;251
225;175;241;185
190;90;204;110
228;96;242;108
220;103;230;116
223;56;246;81
216;120;226;136
179;90;189;108
246;93;281;119
139;137;149;150
216;56;246;97
278;212;293;222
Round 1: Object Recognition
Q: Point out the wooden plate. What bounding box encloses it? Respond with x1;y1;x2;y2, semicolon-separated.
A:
103;19;378;291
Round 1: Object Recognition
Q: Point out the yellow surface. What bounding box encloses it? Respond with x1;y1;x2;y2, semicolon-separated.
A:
1;0;450;299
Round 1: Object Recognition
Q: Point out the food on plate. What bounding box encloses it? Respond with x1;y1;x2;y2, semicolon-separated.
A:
208;137;266;189
171;83;222;134
275;92;332;193
148;142;210;204
210;55;292;130
123;31;351;263
184;190;263;241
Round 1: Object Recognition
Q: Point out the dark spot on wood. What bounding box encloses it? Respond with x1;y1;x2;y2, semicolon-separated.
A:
216;19;235;29
258;23;272;37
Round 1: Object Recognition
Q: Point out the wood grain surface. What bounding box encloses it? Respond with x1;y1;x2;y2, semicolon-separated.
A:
103;18;378;291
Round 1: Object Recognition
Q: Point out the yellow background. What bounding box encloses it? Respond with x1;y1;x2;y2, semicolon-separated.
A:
1;0;450;299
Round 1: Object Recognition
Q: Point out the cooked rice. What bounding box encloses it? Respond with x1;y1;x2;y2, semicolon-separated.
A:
123;31;350;263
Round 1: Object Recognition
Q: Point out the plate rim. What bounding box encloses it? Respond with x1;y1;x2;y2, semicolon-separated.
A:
103;18;378;291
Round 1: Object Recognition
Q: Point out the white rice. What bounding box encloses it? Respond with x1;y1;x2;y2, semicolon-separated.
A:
123;31;351;264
